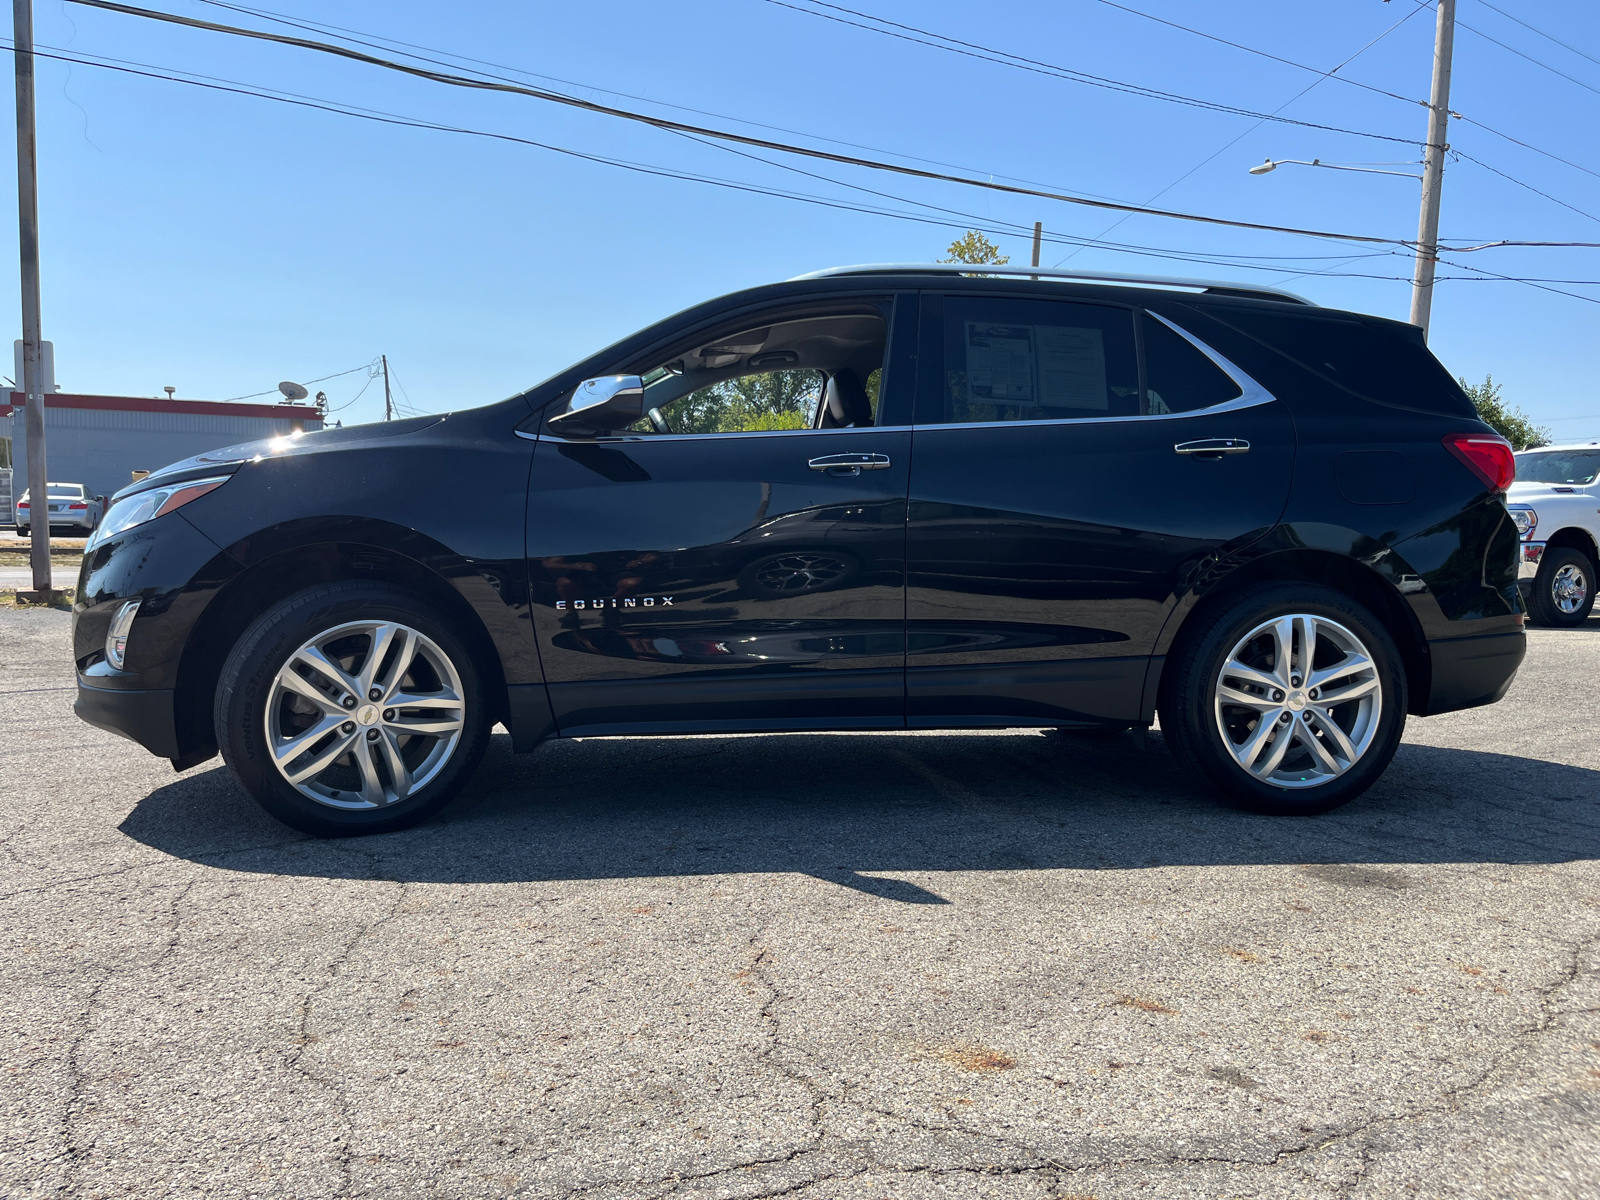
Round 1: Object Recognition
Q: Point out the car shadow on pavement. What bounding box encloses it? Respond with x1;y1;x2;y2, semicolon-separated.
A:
118;729;1600;903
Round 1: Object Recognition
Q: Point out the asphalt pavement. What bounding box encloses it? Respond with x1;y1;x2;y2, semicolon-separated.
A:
2;607;1597;1198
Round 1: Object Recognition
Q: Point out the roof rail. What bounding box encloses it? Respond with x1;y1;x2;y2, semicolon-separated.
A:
790;263;1314;306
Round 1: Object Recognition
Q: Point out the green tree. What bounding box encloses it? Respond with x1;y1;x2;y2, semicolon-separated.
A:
1459;374;1550;449
941;230;1009;266
666;369;822;434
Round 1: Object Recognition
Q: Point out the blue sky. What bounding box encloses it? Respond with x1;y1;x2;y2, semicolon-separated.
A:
6;0;1599;436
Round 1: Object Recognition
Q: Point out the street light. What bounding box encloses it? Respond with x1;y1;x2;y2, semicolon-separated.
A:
1249;157;1422;181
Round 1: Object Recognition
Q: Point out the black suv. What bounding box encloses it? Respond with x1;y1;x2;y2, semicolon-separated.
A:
71;265;1525;835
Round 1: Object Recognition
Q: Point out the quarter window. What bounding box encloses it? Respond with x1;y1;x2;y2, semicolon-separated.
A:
935;298;1140;423
1141;314;1244;414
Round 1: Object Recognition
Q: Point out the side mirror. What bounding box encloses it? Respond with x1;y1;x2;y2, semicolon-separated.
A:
549;375;645;436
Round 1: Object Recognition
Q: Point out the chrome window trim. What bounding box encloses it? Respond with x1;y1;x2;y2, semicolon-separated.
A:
529;423;915;445
514;309;1276;442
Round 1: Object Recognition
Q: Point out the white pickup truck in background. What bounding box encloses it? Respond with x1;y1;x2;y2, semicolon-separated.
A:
1507;443;1600;626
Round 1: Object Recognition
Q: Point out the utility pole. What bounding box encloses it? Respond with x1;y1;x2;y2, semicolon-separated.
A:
1030;221;1042;279
13;0;53;599
381;354;392;421
1409;0;1455;340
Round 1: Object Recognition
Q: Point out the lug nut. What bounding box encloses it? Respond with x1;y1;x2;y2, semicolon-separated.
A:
383;709;396;722
342;721;355;734
1279;712;1292;724
1307;688;1319;700
369;687;382;701
342;696;356;709
1272;689;1284;702
1290;675;1301;687
366;729;380;742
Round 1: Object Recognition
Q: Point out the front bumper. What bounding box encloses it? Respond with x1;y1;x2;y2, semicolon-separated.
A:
74;681;180;759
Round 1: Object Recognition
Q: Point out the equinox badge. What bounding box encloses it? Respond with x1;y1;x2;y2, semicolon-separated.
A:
556;597;675;610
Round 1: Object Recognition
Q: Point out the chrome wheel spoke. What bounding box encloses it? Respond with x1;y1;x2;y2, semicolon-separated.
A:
1255;721;1298;778
1220;660;1281;693
391;713;463;737
1292;615;1316;683
276;666;345;715
387;689;461;711
352;738;387;807
1315;675;1379;706
1300;720;1346;776
1309;655;1372;692
1235;713;1285;772
1307;709;1359;767
1270;617;1295;685
294;645;360;699
277;722;357;784
376;729;412;801
1218;683;1279;712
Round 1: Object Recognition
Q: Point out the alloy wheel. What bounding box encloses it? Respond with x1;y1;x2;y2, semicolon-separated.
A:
265;620;466;810
1213;613;1382;791
1551;563;1588;615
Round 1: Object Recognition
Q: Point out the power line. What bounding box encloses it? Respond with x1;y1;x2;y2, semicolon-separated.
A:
1056;1;1430;267
1095;0;1600;193
762;0;1420;146
223;360;375;401
1091;0;1426;108
57;0;1424;248
1473;0;1600;71
1435;0;1600;99
15;40;1432;287
1452;149;1600;227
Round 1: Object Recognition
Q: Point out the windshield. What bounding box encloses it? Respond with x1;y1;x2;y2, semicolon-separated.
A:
1514;450;1600;485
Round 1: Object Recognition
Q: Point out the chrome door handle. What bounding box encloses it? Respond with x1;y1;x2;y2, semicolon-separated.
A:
809;452;891;475
1174;438;1250;457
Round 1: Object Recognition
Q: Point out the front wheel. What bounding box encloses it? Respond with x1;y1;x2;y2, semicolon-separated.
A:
1159;585;1406;816
215;582;491;836
1527;547;1595;627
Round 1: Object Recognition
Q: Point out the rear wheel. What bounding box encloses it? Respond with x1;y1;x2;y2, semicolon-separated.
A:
215;582;491;836
1528;546;1595;627
1159;585;1406;816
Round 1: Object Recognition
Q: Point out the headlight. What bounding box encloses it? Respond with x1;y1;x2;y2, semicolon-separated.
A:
1508;506;1537;540
86;475;231;551
105;599;141;670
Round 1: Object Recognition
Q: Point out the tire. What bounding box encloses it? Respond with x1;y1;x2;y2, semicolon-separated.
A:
1158;585;1407;816
215;582;491;836
16;525;27;537
1527;546;1595;628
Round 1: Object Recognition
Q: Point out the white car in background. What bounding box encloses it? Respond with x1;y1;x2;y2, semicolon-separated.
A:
1508;443;1600;626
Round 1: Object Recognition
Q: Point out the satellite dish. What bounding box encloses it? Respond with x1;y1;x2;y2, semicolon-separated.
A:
278;381;308;401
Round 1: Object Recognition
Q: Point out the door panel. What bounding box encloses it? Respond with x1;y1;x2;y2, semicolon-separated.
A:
906;294;1295;725
527;429;911;734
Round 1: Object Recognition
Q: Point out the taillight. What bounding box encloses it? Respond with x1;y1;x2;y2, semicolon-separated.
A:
1443;432;1516;493
16;499;27;509
67;502;87;510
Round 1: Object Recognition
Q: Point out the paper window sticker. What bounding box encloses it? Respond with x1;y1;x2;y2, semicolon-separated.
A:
1036;326;1107;409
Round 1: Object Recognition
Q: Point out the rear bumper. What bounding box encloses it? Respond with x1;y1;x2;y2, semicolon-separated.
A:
1421;629;1526;716
74;681;180;760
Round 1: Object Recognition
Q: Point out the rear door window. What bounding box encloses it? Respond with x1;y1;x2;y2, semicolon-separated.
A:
929;297;1140;423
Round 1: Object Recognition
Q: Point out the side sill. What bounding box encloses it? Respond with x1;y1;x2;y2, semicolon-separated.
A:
558;715;904;738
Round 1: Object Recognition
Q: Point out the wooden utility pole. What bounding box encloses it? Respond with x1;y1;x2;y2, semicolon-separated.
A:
13;0;53;599
382;354;392;421
1409;0;1455;340
1030;221;1042;279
